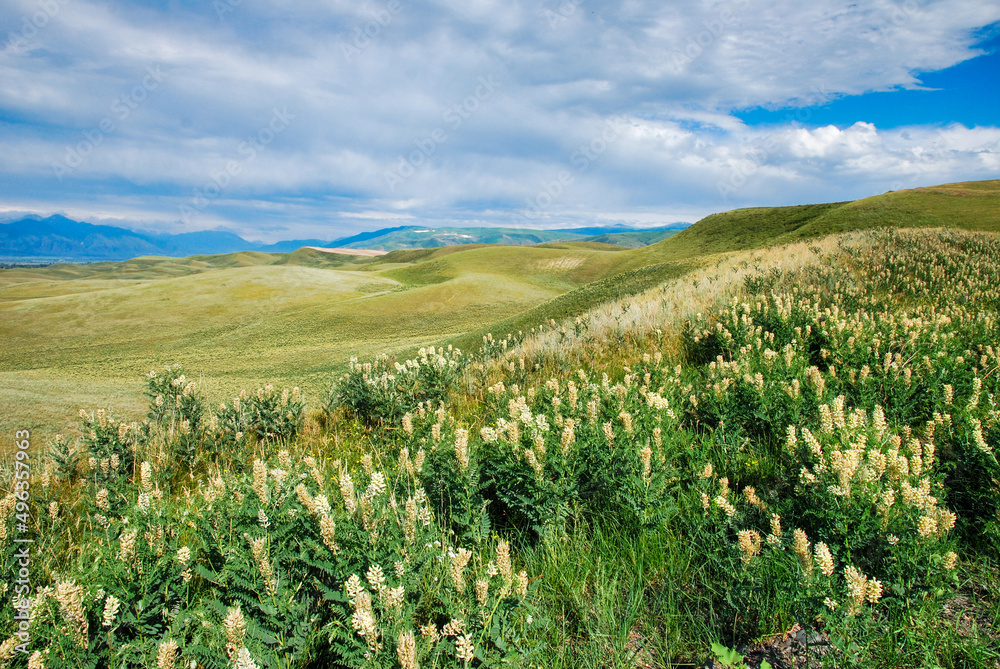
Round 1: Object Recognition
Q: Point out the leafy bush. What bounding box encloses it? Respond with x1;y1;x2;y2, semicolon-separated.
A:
145;365;208;468
400;406;491;544
77;408;146;487
145;365;206;433
475;371;683;541
685;400;962;643
4;439;535;668
214;384;306;447
327;347;464;425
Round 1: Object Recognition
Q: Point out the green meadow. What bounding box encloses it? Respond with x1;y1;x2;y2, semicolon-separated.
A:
0;243;634;446
2;180;998;449
1;180;999;668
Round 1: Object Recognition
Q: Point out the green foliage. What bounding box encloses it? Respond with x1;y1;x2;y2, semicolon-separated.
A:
214;384;305;446
477;369;683;539
46;433;83;483
4;396;536;668
145;364;205;433
77;408;145;487
6;224;1000;668
328;347;464;426
711;642;773;669
145;364;210;468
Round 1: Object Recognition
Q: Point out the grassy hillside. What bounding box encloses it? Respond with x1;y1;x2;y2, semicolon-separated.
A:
3;180;998;447
640;202;847;262
5;226;998;669
445;179;1000;369
635;179;1000;266
447;258;703;354
791;180;1000;237
0;244;634;445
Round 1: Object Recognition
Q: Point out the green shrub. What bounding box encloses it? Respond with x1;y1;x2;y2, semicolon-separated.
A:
214;384;305;447
327;347;464;426
77;408;146;488
145;365;206;434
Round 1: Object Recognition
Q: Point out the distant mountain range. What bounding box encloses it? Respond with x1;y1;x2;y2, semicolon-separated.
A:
0;215;690;262
0;215;259;261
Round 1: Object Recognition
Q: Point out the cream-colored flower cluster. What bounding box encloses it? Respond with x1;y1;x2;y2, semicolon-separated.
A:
224;606;259;667
53;580;88;649
336;536;531;665
792;400;957;545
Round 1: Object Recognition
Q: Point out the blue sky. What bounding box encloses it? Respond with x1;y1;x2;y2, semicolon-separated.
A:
736;29;1000;129
1;0;999;241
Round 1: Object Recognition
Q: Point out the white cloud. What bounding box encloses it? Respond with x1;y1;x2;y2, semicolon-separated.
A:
340;210;416;220
0;0;997;236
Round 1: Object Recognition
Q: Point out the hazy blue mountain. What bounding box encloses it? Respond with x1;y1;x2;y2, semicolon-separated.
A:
0;216;263;260
331;224;690;250
149;230;261;257
0;215;163;260
0;215;690;262
327;226;423;247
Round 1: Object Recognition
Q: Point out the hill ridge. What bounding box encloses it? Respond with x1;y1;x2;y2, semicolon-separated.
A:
0;217;689;262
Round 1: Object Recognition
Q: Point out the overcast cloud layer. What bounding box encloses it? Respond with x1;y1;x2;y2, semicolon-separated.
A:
1;0;998;240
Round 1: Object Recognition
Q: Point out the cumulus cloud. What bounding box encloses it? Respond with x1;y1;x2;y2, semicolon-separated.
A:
0;0;997;237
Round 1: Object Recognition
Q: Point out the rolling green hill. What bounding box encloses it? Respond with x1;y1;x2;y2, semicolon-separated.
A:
450;180;1000;349
635;179;1000;265
0;243;635;444
3;180;998;447
6;181;1000;669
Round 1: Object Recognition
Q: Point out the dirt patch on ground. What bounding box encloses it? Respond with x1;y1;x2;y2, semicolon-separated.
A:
305;246;388;257
539;256;585;271
737;624;831;669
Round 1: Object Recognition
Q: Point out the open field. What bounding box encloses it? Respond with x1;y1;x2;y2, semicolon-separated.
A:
0;243;637;447
2;180;997;450
3;222;999;668
1;180;999;668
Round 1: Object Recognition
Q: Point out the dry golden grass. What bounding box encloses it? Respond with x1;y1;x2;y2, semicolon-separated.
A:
514;233;855;364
